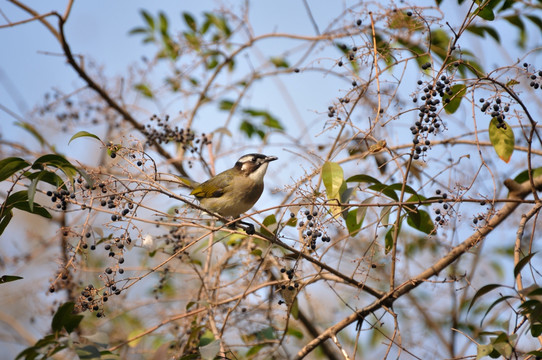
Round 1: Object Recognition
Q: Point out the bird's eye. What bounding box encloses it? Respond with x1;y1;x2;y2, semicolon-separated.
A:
252;157;257;162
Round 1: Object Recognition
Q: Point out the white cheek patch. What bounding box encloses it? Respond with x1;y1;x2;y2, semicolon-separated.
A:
241;162;252;172
248;162;269;181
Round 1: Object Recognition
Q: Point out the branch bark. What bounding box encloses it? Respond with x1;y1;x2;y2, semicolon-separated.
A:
294;175;542;359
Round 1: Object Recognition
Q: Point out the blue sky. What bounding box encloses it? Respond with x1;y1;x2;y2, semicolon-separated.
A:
1;0;542;358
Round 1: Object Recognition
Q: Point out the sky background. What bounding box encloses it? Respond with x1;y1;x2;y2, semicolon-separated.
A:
1;0;542;358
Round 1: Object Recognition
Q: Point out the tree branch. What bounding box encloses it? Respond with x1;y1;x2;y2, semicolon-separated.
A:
294;175;542;359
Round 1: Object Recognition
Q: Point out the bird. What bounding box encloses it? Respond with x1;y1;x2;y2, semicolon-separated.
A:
189;153;278;218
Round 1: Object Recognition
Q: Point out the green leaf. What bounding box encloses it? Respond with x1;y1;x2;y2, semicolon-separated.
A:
134;83;154;98
75;345;102;360
493;338;513;358
406;209;435;234
429;29;450;60
68;131;102;145
240;120;263;139
504;15;526;47
260;214;277;237
286;326;304;339
183;32;201;50
32;154;76;173
346;174;381;184
466;25;500;42
398;38;430;69
480;295;515;326
380;205;392;226
51;302;83;334
368;183;399;201
256;326;276;340
385;226;395;254
474;0;500;21
0;211;13;236
0;275;23;284
242;108;284;130
467;283;504;314
246;344;265;357
489;118;514;163
6;191;52;219
16;334;59;359
15;121;47;147
476;7;495;21
514;252;537;278
198;330;215;347
26;170;65;188
290;298;299;319
32;154;79;186
270;57;290;68
285;216;297;227
477;344;494;359
141;10;155;30
443;84;467;114
322;162;345;201
526;287;542;298
526;15;542;34
346;208;363;236
531;324;542;337
199;340;220;360
0;157;30;182
387;183;418;195
218;99;234;111
513;167;542;183
498;0;515;11
206;56;219;70
183;12;197;32
27;171;44;212
204;12;231;38
128;27;148;35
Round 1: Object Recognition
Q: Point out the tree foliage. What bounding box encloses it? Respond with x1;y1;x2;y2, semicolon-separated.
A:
1;0;542;359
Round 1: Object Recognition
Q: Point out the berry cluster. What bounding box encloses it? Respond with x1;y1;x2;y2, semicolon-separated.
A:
165;227;187;259
472;200;488;226
523;63;542;90
46;189;76;211
327;106;337;118
294;209;331;250
278;267;299;305
472;214;486;225
152;267;170;300
479;97;509;129
433;189;453;226
410;76;452;159
40;91;105;130
49;266;73;293
337;43;359;66
142;115;211;153
75;284;107;317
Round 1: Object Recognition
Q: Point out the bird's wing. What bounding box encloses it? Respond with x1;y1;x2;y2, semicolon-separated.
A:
190;173;232;199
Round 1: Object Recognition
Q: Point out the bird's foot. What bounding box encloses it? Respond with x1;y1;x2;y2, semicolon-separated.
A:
229;219;255;235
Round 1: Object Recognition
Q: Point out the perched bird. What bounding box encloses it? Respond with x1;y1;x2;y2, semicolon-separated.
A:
189;153;278;218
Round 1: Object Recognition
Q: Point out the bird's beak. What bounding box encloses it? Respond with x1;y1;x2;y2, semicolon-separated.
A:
265;156;278;163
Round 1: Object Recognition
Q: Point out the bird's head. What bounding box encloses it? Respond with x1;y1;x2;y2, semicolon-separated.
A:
234;153;278;182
